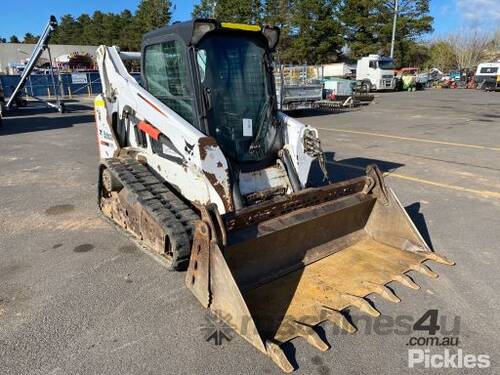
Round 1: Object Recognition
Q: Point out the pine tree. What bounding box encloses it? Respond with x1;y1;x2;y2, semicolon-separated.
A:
340;0;380;58
117;10;136;51
135;0;172;34
194;0;262;23
76;14;93;45
262;0;293;57
9;35;20;43
341;0;433;66
51;15;82;44
283;0;344;64
23;33;40;44
125;0;173;50
193;0;217;18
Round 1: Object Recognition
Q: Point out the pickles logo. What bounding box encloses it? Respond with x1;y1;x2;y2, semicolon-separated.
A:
408;349;490;369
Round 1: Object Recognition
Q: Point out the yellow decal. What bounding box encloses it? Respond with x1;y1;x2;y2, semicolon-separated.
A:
95;98;105;107
221;22;261;32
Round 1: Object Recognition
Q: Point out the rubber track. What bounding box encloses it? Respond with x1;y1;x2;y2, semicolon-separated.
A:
102;158;199;270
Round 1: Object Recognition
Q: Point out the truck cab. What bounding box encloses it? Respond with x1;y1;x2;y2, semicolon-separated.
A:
356;54;395;91
475;62;500;89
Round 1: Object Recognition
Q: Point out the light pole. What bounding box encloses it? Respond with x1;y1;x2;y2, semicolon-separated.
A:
390;0;399;58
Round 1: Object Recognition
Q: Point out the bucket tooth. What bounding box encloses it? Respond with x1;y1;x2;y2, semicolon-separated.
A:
361;281;400;303
409;263;438;278
418;251;455;266
340;294;380;317
318;306;357;333
266;340;294;373
289;321;329;352
392;274;420;290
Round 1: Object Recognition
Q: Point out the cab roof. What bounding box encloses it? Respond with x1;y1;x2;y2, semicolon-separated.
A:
143;20;196;46
142;19;280;50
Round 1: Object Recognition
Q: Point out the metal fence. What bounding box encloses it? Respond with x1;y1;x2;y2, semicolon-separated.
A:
0;72;141;99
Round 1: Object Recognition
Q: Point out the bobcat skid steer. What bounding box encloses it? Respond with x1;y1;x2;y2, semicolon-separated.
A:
94;20;453;372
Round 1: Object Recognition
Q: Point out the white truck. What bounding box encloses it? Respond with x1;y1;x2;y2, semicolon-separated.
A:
475;62;500;87
356;54;396;91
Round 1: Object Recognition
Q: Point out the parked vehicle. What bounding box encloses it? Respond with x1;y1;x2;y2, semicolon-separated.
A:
275;65;323;110
356;54;395;91
475;62;500;85
395;68;427;91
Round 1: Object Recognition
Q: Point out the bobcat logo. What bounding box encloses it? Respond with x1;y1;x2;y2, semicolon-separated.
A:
201;311;234;345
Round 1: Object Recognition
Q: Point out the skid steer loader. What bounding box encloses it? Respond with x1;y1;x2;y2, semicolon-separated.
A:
94;20;453;372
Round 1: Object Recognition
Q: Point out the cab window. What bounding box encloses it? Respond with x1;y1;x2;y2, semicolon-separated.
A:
144;40;197;126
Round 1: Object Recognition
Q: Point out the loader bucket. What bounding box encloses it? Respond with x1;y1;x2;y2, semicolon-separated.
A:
186;165;453;372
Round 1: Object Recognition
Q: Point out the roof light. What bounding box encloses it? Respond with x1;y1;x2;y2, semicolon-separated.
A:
221;22;261;32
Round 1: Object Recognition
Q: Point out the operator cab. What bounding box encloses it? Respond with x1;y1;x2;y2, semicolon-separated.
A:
141;20;282;167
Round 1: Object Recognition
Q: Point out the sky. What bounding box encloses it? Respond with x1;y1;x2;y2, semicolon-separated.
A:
0;0;499;40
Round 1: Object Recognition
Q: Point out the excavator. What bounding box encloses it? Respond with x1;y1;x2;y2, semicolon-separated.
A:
94;20;454;372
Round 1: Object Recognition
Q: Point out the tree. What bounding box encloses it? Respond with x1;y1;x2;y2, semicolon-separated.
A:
9;35;20;43
340;0;381;58
2;2;175;50
193;0;217;18
125;0;173;50
426;40;456;71
135;0;172;33
76;14;93;45
0;37;6;43
282;0;344;64
484;29;500;61
117;10;136;50
194;0;262;23
23;33;40;44
447;30;490;70
341;0;433;66
494;29;500;51
396;40;429;67
262;0;293;56
51;15;82;44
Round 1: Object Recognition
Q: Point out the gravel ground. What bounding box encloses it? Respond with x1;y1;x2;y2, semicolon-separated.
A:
0;89;499;374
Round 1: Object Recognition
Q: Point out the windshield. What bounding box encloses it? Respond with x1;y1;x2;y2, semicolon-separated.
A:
196;34;277;164
480;67;498;74
378;59;395;70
